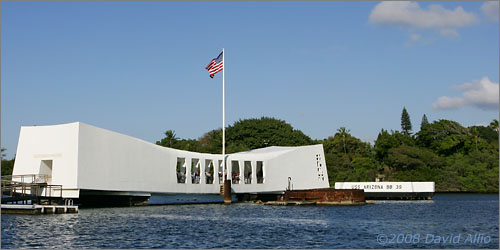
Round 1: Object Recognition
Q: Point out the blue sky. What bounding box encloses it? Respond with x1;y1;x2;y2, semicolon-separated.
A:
2;1;499;159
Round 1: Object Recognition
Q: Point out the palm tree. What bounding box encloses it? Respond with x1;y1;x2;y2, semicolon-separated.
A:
489;119;499;132
164;130;178;148
336;127;351;154
472;127;479;151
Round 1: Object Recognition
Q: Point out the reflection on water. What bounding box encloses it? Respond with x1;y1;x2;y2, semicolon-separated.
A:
2;194;498;249
372;200;435;204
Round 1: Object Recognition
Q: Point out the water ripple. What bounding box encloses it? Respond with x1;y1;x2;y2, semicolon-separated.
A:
2;194;498;249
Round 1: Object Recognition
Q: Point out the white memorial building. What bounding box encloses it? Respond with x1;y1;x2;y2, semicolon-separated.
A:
12;122;330;205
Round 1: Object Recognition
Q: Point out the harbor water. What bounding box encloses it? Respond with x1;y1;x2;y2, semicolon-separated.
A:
1;194;498;249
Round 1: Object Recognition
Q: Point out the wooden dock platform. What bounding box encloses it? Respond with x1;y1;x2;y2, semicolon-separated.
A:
1;204;78;215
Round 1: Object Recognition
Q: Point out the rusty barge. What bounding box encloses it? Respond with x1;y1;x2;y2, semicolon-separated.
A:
265;188;366;206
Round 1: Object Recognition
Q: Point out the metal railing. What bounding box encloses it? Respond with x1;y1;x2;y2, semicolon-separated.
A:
1;174;51;184
1;175;62;203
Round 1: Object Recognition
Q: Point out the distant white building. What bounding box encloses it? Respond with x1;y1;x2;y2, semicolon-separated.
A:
12;122;329;205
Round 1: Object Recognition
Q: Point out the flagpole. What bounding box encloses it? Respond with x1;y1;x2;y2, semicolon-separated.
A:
222;48;226;181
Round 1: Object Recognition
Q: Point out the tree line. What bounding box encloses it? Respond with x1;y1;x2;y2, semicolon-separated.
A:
156;111;499;192
1;148;15;176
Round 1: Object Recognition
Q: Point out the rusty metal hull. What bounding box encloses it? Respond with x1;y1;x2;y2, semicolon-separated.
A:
223;180;232;204
283;188;365;203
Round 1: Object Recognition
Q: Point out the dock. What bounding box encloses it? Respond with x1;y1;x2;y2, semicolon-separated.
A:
1;204;78;215
1;174;79;214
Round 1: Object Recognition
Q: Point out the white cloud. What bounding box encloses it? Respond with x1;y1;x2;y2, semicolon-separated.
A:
433;77;499;110
481;1;499;22
433;96;466;110
369;2;478;37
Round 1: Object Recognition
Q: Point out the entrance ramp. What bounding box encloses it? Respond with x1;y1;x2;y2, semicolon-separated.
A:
1;174;63;205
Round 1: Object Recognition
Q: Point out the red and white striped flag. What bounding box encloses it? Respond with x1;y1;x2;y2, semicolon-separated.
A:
205;52;223;78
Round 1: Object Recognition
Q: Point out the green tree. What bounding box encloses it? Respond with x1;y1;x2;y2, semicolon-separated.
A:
471;127;479;151
387;145;443;171
224;117;313;153
420;114;429;130
157;117;314;154
416;120;469;155
1;148;15;176
401;107;412;135
154;116;499;192
350;157;379;181
198;129;222;154
1;159;14;176
156;130;178;148
374;129;415;162
174;139;201;152
322;131;375;185
489;119;499;132
468;125;498;144
336;127;350;154
374;129;398;161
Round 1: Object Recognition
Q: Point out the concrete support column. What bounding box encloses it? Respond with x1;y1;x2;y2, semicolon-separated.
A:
252;161;257;185
200;160;205;185
186;158;191;185
239;160;243;184
218;159;223;185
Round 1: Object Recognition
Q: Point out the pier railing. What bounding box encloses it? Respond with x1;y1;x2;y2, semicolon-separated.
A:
2;174;51;184
1;174;63;204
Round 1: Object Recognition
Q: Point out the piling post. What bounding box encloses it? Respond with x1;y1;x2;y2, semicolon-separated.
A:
224;180;231;204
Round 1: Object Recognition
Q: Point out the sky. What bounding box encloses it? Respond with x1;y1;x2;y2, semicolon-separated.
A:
1;1;499;159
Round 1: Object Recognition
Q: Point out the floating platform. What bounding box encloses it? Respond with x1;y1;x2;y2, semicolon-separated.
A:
265;188;366;206
334;182;435;200
1;204;78;215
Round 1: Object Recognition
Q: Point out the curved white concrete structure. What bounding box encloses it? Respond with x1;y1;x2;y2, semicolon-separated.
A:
12;122;329;203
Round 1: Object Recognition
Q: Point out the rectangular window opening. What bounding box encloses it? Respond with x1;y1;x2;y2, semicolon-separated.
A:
257;161;264;184
205;160;214;184
231;161;240;184
244;161;252;184
191;159;200;184
176;158;186;183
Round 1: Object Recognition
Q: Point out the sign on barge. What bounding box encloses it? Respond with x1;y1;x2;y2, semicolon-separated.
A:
334;182;435;200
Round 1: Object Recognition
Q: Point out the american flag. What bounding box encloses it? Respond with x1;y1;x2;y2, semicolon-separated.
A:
205;52;223;78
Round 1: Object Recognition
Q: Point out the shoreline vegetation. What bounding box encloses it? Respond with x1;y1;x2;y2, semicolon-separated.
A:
2;108;498;193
